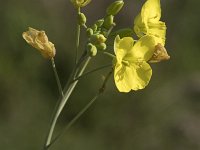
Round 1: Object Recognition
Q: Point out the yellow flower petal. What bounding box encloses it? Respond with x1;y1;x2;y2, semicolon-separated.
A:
133;0;166;45
114;61;152;92
141;0;161;24
148;21;166;45
134;13;146;37
114;35;134;63
126;35;156;62
114;63;133;92
133;61;152;90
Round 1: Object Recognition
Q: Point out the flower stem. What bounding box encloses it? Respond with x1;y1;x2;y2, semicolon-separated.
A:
44;56;91;150
102;51;116;58
72;64;112;83
75;7;81;65
45;69;113;149
51;58;64;97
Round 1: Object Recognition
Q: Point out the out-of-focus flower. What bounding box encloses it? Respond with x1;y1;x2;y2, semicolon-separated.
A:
114;35;157;92
71;0;91;8
134;0;166;45
22;27;56;59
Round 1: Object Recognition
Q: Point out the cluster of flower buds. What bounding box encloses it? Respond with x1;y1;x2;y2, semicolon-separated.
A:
86;24;107;56
86;0;124;57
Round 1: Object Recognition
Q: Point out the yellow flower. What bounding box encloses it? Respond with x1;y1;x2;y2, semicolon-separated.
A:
22;27;56;59
134;0;166;45
114;35;157;92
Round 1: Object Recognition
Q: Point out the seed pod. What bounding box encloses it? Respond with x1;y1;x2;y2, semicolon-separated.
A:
106;0;124;15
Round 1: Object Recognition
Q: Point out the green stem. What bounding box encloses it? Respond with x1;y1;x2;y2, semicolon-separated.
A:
75;7;81;64
102;51;116;58
106;24;115;38
63;51;87;93
46;69;113;149
44;56;91;150
51;58;64;97
72;64;112;83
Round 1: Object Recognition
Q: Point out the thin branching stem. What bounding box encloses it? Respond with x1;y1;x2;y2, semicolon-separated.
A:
44;56;91;150
72;64;112;82
51;58;64;97
101;51;116;58
75;7;81;65
45;69;113;149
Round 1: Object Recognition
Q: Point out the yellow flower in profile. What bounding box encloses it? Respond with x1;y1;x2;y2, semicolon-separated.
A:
134;0;166;45
22;27;56;59
114;35;157;92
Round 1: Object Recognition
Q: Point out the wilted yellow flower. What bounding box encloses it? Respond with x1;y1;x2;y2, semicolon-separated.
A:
71;0;91;8
114;35;157;92
149;43;170;63
134;0;166;45
22;27;56;59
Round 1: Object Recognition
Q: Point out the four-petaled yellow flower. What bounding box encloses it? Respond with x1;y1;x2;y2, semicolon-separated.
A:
114;35;158;92
134;0;166;45
22;27;56;59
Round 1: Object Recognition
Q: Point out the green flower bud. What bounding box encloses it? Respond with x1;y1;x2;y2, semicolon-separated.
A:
90;34;107;44
91;24;98;32
98;34;107;43
71;0;91;8
78;12;86;26
103;15;115;29
96;43;107;51
95;19;104;27
86;28;93;37
87;43;97;56
106;0;124;15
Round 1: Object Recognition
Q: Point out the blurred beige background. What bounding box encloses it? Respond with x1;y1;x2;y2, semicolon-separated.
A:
0;0;200;149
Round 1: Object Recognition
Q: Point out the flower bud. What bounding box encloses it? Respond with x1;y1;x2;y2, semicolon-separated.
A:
149;43;170;63
87;43;97;56
91;24;98;32
106;0;124;15
78;12;86;26
22;27;56;59
95;19;104;27
71;0;91;8
90;34;107;44
86;28;93;37
103;15;115;29
96;43;107;51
